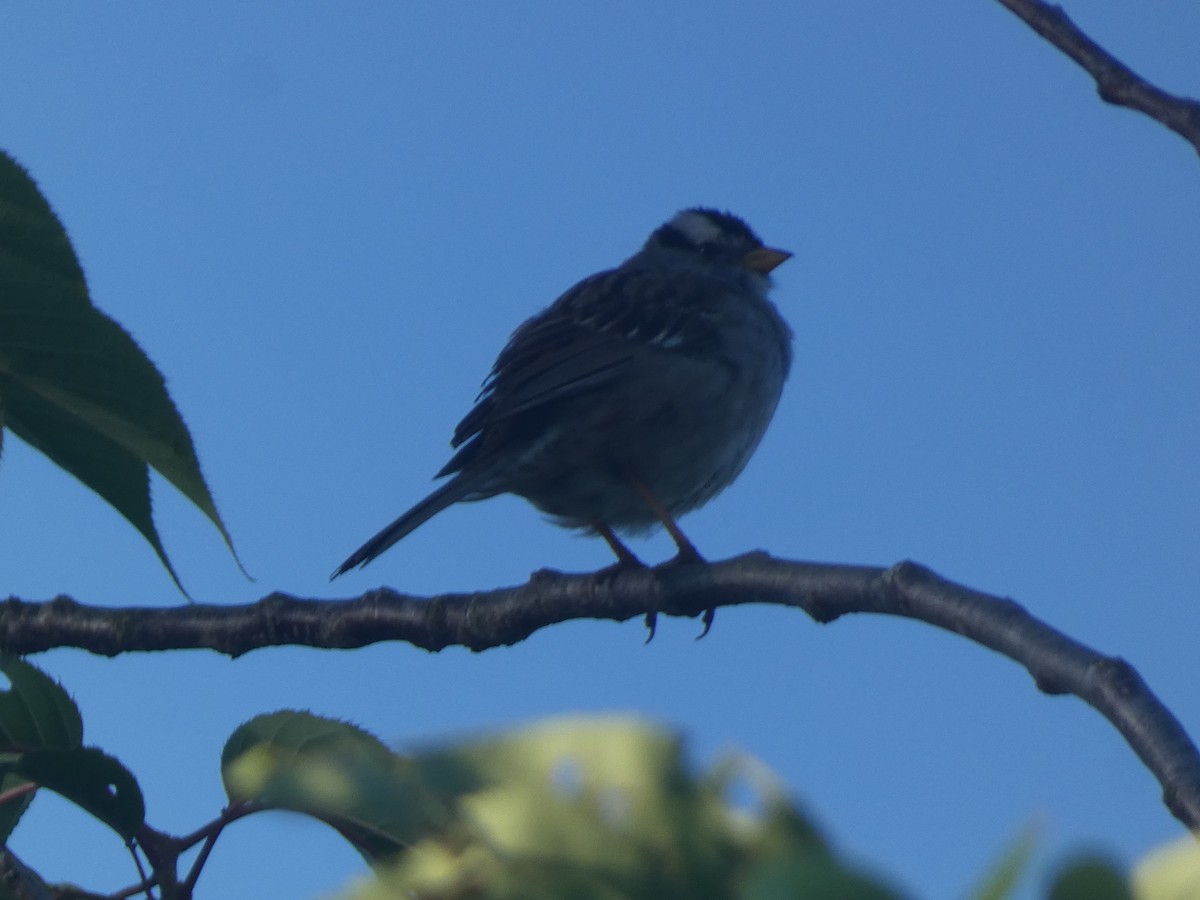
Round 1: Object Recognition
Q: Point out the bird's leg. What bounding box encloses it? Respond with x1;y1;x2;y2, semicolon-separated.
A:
594;523;659;643
629;477;704;563
595;523;645;568
628;477;714;639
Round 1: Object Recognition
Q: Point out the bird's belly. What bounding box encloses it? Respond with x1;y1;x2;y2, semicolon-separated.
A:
510;354;784;532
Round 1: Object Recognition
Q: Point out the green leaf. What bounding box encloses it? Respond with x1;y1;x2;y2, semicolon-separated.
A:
0;656;83;844
0;656;82;751
740;852;906;900
423;715;720;892
0;848;54;900
1;378;183;591
346;715;896;900
0;769;35;851
222;710;449;861
0;149;245;592
15;747;145;842
1048;854;1131;900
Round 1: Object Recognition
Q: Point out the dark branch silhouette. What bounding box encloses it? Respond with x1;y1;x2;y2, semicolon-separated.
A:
2;553;1199;831
995;0;1200;156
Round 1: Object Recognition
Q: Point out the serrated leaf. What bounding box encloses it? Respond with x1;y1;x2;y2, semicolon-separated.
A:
1;378;184;592
15;747;144;841
0;656;83;845
0;656;82;751
221;710;395;778
222;710;449;862
0;149;245;592
0;769;35;848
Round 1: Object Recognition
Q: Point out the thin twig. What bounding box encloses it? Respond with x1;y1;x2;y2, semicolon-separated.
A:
995;0;1200;156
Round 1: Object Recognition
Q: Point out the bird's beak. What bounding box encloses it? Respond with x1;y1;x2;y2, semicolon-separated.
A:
741;246;792;274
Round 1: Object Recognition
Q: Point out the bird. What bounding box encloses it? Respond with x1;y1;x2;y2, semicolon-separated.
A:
332;207;793;635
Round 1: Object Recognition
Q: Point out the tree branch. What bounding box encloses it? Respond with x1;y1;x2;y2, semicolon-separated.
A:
995;0;1200;156
2;553;1199;830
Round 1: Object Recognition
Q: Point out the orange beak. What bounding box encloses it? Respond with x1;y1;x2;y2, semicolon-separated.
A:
741;246;792;274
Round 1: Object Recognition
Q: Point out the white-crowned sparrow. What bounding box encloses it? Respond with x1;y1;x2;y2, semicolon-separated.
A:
333;208;792;629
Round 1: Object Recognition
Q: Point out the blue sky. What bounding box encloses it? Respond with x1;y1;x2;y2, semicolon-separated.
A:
1;4;1198;897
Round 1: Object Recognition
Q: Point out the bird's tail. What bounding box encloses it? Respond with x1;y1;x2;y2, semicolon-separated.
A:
330;474;476;579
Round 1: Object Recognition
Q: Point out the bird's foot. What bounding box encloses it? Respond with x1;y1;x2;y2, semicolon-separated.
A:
591;556;658;644
594;523;662;642
653;545;714;638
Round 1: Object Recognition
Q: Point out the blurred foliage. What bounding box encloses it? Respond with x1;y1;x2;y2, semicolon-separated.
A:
968;821;1041;900
1134;836;1200;900
1048;853;1131;900
0;661;1193;898
327;714;906;899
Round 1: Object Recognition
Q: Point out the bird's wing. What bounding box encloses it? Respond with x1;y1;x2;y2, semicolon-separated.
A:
448;265;717;452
